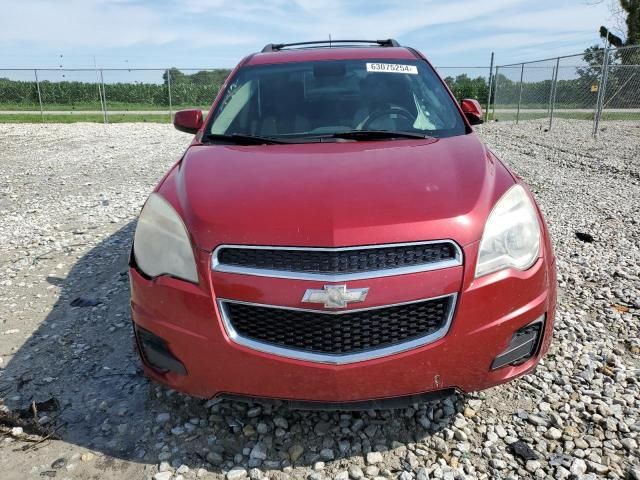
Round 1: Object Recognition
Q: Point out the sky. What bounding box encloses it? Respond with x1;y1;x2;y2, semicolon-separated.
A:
0;0;618;72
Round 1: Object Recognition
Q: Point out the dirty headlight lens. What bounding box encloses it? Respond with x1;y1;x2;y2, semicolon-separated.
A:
475;185;540;278
133;193;198;283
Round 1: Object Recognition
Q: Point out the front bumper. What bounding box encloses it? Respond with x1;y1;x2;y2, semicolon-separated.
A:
129;241;556;403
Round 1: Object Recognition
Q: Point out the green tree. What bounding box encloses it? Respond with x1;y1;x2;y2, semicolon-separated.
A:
600;0;640;46
443;74;489;102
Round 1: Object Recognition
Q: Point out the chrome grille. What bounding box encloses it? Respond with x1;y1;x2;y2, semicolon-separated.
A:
212;241;462;281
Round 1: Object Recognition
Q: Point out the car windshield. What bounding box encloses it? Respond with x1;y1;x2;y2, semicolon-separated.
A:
207;59;466;141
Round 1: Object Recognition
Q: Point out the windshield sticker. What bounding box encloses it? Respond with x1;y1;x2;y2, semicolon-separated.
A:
366;63;418;74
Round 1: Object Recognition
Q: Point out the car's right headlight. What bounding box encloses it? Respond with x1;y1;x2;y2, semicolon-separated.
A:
475;185;541;278
133;193;198;283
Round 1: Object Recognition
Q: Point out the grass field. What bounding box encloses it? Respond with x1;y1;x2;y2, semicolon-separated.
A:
0;113;171;123
1;109;638;123
0;102;170;111
491;111;640;121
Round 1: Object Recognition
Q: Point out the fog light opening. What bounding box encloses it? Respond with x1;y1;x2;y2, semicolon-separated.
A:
491;315;545;370
134;325;187;375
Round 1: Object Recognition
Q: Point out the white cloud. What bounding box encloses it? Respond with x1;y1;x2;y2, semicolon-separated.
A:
1;0;172;47
0;0;258;48
198;0;526;40
0;0;617;67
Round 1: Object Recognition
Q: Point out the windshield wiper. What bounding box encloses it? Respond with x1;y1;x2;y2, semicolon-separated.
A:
330;130;431;141
202;133;289;145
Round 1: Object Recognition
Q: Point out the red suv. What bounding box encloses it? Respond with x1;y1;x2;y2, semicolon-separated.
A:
130;39;556;408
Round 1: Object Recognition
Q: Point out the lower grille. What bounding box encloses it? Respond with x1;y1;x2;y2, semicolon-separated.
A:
212;241;462;281
218;294;456;364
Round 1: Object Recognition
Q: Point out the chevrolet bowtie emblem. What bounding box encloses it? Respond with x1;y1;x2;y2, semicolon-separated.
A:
302;284;369;309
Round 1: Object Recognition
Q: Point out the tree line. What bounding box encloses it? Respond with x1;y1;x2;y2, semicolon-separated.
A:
0;58;637;110
0;68;232;107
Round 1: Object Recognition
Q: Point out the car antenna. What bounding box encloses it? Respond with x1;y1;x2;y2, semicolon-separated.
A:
329;33;332;48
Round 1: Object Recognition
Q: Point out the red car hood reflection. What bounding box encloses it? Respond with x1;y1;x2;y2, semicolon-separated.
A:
167;134;515;250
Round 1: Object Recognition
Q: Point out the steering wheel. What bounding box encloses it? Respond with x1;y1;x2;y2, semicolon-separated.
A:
360;105;415;129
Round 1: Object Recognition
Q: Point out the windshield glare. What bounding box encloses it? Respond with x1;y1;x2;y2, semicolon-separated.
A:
208;59;466;140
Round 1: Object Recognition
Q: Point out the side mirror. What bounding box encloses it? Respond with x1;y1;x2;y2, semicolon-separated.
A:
174;109;203;134
461;99;484;125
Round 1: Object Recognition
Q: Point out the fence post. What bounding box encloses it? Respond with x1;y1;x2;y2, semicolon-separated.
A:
167;68;173;123
491;66;499;120
516;63;524;124
485;52;494;122
100;69;108;124
94;57;106;123
592;47;610;137
34;69;44;122
548;56;560;130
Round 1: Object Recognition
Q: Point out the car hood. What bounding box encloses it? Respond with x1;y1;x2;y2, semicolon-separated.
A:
162;134;515;251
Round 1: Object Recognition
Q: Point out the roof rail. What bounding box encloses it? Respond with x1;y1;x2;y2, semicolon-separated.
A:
261;39;400;53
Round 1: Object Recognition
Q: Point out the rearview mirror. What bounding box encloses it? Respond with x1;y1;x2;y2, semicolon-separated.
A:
461;99;484;125
174;109;203;134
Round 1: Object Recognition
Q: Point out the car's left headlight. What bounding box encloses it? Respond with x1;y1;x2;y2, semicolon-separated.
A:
133;193;198;283
475;185;541;278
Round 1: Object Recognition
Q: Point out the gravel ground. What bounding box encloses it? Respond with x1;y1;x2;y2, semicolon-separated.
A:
0;120;638;480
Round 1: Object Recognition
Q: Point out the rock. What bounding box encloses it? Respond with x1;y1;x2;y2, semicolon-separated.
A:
621;437;637;451
288;444;304;463
555;466;571;480
248;468;261;480
570;459;587;476
545;427;562;440
81;453;95;462
206;452;223;465
453;429;467;441
51;458;67;469
227;467;248;480
250;443;267;461
587;461;608;475
156;413;171;423
335;471;349;480
320;449;334;461
256;423;269;434
366;452;384;464
415;467;429;480
315;421;332;435
509;440;538;461
432;437;449;453
525;460;541;473
348;465;364;479
490;459;506;470
273;416;288;429
563;425;580;437
463;407;476;418
70;296;101;307
246;407;262;417
154;473;173;480
527;414;549;427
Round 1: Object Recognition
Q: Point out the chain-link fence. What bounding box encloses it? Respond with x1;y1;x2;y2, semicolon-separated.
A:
492;44;640;135
0;64;497;124
2;47;637;134
0;68;230;123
